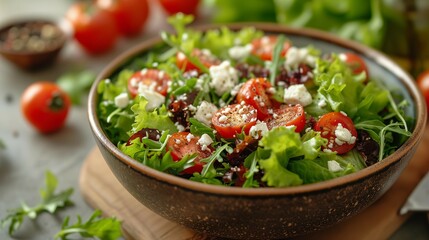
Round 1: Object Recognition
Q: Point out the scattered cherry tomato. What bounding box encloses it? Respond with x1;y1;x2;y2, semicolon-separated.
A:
166;132;213;174
417;70;429;114
66;1;119;54
314;112;357;154
266;104;306;133
236;78;274;120
21;82;71;133
339;52;369;81
212;104;258;139
251;36;291;61
128;69;171;98
96;0;149;37
176;49;220;73
158;0;201;16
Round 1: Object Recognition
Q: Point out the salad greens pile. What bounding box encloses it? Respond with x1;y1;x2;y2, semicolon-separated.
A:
96;14;412;188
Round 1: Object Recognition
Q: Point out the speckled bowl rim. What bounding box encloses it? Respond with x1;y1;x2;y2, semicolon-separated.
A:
88;23;427;197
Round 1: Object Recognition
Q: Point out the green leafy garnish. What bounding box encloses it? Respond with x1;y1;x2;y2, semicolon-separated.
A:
57;69;96;105
269;34;285;85
55;210;122;240
1;171;74;235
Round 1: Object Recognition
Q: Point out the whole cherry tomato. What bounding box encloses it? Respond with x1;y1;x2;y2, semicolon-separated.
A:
314;112;357;154
339;52;369;82
66;1;119;54
21;82;71;133
417;70;429;114
96;0;149;37
212;104;258;139
251;36;291;61
166;132;213;174
158;0;201;16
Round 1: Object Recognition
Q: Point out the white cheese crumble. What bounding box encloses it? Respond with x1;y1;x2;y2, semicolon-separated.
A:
283;84;313;106
249;122;269;139
114;92;129;108
318;99;327;108
186;133;195;142
228;44;253;60
198;134;213;151
209;61;239;95
175;122;185;132
194;101;218;126
138;88;165;111
284;46;316;69
334;123;356;145
328;160;344;172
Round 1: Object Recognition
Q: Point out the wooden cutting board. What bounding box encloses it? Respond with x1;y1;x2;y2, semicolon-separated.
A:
79;127;429;240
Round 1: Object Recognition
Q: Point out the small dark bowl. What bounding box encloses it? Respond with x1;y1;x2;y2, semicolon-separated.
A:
0;19;67;71
88;23;427;239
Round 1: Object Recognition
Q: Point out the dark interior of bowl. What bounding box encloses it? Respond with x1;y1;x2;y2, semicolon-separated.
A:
88;23;427;239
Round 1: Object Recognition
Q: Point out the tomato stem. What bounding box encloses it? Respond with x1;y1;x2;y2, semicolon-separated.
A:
49;92;65;111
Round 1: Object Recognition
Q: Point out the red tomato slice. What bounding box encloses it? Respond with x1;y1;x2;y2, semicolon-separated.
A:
176;48;220;73
158;0;201;16
265;104;306;133
339;52;369;81
236;78;274;120
251;36;291;61
314;112;357;154
166;132;213;174
212;104;258;139
127;69;170;98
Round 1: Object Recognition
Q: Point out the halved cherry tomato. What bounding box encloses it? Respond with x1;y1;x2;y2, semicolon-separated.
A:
176;48;220;73
127;69;170;98
96;0;149;37
212;104;258;139
251;36;291;61
166;132;213;174
314;112;357;154
236;78;274;120
339;52;369;81
266;104;306;133
417;70;429;114
66;1;119;54
21;82;71;133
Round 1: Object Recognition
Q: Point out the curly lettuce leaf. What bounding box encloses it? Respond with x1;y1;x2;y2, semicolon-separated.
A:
130;97;177;134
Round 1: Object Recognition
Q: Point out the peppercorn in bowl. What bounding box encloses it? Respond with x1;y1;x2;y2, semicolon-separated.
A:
88;21;426;239
0;19;67;71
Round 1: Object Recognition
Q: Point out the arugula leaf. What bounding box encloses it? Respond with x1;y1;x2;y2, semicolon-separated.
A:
189;118;215;139
1;171;74;236
269;35;285;85
55;210;122;240
57;69;96;105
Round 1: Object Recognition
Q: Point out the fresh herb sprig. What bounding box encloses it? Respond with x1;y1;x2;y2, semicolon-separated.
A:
1;171;74;235
54;210;122;240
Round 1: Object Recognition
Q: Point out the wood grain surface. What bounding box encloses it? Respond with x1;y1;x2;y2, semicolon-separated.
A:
79;128;429;240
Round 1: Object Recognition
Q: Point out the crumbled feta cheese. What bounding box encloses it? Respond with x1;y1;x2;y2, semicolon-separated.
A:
284;46;316;69
186;133;194;142
198;134;213;146
218;115;228;123
283;84;313;106
318;99;327;108
334;123;356;145
114;92;129;108
175;122;185;132
328;160;344;172
209;61;238;95
228;44;253;60
194;101;218;126
138;88;165;111
249;122;269;139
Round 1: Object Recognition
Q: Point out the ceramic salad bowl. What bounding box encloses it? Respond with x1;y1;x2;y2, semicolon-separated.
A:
88;23;426;239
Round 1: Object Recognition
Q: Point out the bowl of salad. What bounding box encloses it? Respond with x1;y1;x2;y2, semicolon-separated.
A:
88;15;426;239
